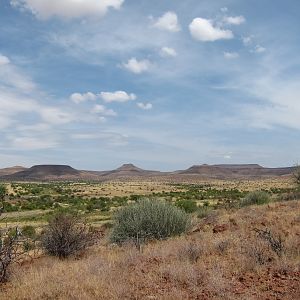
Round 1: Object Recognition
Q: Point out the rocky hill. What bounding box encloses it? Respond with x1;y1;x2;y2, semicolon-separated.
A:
0;163;295;181
0;166;27;176
177;164;294;179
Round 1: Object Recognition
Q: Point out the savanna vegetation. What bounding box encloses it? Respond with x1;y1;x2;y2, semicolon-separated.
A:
0;177;299;299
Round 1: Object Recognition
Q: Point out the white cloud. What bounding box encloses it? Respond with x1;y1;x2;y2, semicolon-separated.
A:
100;91;136;103
242;35;253;46
70;90;136;105
189;18;233;42
91;104;117;116
0;54;10;66
221;7;228;13
70;92;97;103
122;58;151;74
253;45;266;53
9;136;58;150
10;0;124;20
72;132;128;146
224;15;246;25
39;107;74;125
137;102;153;110
153;11;181;32
0;62;36;93
224;52;239;59
160;47;177;57
16;123;51;132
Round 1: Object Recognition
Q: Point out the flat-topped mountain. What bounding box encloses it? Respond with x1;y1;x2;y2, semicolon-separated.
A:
2;165;81;180
0;163;295;181
178;164;294;179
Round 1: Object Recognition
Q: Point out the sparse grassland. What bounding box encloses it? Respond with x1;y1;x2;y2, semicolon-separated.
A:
0;199;299;299
0;177;295;226
0;177;299;299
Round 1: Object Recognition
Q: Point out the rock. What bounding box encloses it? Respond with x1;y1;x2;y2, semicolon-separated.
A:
213;224;229;233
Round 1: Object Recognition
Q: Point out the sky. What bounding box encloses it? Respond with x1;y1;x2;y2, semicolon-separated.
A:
0;0;300;171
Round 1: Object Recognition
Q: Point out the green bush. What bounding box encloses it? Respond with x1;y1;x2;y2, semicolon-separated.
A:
110;198;190;245
175;199;198;213
241;190;271;207
21;225;36;239
0;184;7;201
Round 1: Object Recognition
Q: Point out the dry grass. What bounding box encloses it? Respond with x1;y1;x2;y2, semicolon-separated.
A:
0;201;299;299
58;177;295;198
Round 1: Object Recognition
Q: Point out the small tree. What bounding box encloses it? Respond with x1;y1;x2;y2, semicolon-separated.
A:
292;165;300;188
110;198;190;247
0;184;7;214
41;213;93;259
1;185;27;283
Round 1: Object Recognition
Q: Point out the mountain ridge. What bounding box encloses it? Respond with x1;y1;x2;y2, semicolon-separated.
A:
0;163;295;181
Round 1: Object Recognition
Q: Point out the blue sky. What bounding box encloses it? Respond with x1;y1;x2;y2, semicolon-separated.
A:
0;0;300;170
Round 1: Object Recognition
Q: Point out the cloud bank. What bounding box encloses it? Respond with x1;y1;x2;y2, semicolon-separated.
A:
10;0;124;19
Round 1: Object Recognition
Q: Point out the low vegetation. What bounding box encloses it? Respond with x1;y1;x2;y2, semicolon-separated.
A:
0;199;299;299
241;190;271;207
110;198;190;247
41;213;93;259
0;177;299;299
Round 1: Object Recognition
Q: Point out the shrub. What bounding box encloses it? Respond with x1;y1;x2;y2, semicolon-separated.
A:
0;227;25;283
41;213;93;259
21;225;36;239
110;199;190;246
254;228;285;257
197;205;213;219
178;241;202;263
240;190;270;207
293;165;300;187
175;199;198;213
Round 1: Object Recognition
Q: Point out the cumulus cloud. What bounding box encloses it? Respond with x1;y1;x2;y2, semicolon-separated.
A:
70;90;136;104
137;102;153;110
122;58;151;74
160;47;177;57
10;0;124;20
100;91;136;103
224;52;239;59
91;104;117;116
253;45;266;53
153;11;181;32
0;54;10;66
189;18;233;42
70;92;97;104
224;15;246;25
242;35;253;46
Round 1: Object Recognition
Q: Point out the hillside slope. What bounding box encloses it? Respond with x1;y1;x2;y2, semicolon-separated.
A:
1;200;299;299
0;166;27;176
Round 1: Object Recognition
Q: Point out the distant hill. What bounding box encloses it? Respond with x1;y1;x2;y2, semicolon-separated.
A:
1;165;99;181
99;164;163;178
0;166;27;176
177;164;294;179
0;163;295;181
